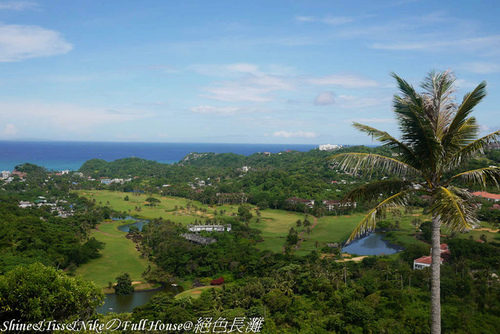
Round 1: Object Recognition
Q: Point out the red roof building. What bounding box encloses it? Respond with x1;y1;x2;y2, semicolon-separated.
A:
12;170;27;179
490;204;500;210
413;244;449;270
472;191;500;202
210;277;224;285
413;256;444;270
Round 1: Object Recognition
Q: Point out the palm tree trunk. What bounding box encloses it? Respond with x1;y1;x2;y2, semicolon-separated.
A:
431;215;441;334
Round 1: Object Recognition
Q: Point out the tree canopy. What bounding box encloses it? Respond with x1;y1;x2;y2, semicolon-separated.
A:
0;263;103;322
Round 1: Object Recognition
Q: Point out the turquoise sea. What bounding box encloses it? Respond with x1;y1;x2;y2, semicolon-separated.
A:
0;141;319;172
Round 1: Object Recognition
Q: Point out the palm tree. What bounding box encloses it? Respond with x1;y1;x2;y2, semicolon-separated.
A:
330;70;500;334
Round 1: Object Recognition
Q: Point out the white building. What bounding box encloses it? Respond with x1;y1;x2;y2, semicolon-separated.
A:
413;244;450;270
319;144;342;151
0;171;11;179
187;224;232;232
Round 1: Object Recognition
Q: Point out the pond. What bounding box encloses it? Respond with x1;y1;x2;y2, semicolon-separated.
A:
113;216;149;232
97;285;183;314
342;233;402;256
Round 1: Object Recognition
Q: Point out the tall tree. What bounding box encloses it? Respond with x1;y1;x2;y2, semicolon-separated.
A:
0;262;103;321
114;273;134;295
330;70;500;334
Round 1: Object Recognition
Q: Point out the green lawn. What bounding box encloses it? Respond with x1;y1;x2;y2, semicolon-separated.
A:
253;210;307;252
75;190;500;257
75;220;153;288
77;190;241;224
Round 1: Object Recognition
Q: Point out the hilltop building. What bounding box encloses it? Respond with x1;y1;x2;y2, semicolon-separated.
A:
0;171;11;179
319;144;342;151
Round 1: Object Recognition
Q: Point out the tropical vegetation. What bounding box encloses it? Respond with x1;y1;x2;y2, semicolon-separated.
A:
331;70;500;333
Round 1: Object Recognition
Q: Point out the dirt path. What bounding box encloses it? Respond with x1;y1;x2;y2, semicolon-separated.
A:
336;255;367;263
474;228;500;233
295;217;318;250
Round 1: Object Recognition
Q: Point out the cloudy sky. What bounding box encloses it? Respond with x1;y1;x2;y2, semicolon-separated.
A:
1;0;499;144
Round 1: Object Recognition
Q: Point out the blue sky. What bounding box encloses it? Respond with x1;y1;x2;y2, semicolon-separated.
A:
0;0;499;144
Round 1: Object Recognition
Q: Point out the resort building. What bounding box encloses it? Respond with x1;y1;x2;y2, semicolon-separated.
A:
187;224;232;232
181;233;217;245
286;197;315;209
319;144;342;151
413;244;450;270
0;171;11;179
322;200;356;211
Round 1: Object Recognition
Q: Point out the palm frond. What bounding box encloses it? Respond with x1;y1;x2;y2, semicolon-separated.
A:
442;81;486;145
430;186;477;231
441;82;487;161
352;122;421;168
390;72;421;106
346;190;414;243
344;180;417;203
445;130;500;171
421;70;457;137
448;167;500;189
329;153;421;179
391;73;442;171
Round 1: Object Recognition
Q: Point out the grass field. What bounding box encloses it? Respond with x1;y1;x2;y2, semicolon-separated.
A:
75;190;500;257
75;220;153;288
174;285;222;300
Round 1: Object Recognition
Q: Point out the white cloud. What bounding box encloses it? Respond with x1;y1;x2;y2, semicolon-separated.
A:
479;124;500;133
203;84;275;102
337;95;387;109
314;91;335;106
190;63;295;78
295;15;355;26
454;79;476;89
273;130;317;138
370;35;500;53
203;74;295;102
190;105;240;115
190;63;260;77
346;118;395;124
0;123;18;137
0;102;153;132
389;0;421;6
0;1;38;10
0;24;72;62
308;74;379;88
461;62;500;74
226;63;260;74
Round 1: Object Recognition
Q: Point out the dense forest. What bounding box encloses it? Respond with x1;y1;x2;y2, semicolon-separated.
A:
0;165;121;273
0;147;499;332
78;146;500;219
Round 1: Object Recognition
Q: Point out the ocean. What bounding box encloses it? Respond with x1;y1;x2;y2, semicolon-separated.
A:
0;141;319;172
